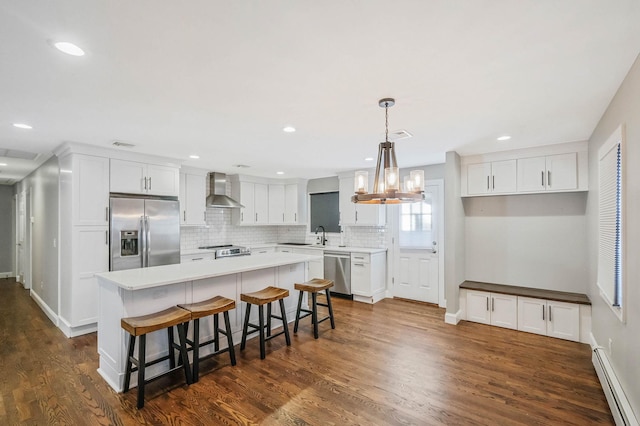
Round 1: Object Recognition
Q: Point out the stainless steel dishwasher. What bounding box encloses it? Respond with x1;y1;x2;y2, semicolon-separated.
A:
324;251;352;298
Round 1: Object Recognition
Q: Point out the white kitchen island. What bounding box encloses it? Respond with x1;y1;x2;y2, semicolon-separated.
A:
95;252;319;392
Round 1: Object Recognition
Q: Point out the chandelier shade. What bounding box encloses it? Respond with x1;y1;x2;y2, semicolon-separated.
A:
351;98;425;204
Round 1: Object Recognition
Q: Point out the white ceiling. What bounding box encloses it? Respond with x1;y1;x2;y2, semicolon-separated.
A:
1;1;640;183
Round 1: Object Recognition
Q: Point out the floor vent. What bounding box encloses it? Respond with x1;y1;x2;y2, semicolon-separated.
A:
592;347;639;426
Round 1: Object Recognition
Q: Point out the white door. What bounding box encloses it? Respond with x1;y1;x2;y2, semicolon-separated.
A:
517;297;547;336
489;293;517;329
465;290;491;324
393;182;443;304
546;301;580;342
467;163;491;195
546;153;577;191
490;159;517;193
16;190;26;286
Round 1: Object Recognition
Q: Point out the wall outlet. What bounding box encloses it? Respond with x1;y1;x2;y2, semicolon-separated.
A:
608;338;613;355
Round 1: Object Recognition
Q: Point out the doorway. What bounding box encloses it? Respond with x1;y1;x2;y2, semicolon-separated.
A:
389;179;444;306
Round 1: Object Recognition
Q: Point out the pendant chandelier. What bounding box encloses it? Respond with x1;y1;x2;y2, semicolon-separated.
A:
351;98;425;204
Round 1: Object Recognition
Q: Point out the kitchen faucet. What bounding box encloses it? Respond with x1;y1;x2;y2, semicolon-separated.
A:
315;225;327;246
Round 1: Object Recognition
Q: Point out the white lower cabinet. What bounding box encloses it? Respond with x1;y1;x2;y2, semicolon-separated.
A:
466;290;517;330
180;253;215;263
517;297;580;342
351;252;386;304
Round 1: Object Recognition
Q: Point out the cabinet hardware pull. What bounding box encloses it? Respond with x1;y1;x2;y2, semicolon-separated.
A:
354;263;365;266
255;213;258;222
283;213;285;222
492;175;495;190
542;305;545;320
241;212;243;222
192;257;203;261
486;297;489;311
148;177;151;190
487;176;490;190
355;211;358;222
105;230;108;245
294;213;297;222
548;306;552;322
144;177;147;190
541;171;544;187
491;297;494;311
105;207;109;222
547;171;551;187
183;211;186;221
204;211;206;221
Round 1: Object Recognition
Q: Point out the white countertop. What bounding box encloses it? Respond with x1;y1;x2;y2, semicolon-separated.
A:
96;253;321;291
248;243;387;254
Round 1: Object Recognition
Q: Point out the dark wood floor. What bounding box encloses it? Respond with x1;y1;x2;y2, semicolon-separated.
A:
0;278;613;425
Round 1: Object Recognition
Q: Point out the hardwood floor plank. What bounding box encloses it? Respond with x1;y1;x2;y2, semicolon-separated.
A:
0;278;613;425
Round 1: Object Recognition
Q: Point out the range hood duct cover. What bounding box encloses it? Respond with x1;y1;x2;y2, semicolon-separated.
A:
206;172;244;208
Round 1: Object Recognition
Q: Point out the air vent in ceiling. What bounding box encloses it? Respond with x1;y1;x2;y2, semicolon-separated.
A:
0;148;39;160
112;140;136;148
389;129;413;141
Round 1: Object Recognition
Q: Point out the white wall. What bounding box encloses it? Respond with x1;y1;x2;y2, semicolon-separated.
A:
0;185;14;273
444;152;465;315
464;193;588;293
587;53;640;417
16;156;59;312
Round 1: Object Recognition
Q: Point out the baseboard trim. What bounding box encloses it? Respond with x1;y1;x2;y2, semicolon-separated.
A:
58;316;98;338
30;290;59;327
444;310;461;325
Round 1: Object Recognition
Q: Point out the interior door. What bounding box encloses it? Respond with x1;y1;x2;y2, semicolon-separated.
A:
393;183;442;304
17;190;26;286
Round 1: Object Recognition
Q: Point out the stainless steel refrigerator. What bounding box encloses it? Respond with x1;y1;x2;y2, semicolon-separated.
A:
110;195;181;271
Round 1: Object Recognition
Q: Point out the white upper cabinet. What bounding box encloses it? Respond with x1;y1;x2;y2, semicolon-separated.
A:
110;159;179;196
268;184;286;224
285;183;305;224
232;175;307;226
73;154;110;226
461;141;587;197
517;153;577;193
466;160;517;195
179;170;207;226
339;175;386;226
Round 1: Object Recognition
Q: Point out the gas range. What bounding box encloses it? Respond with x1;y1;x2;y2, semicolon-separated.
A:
197;244;251;259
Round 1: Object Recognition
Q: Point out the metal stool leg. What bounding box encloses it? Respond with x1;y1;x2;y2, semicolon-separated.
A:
137;334;146;409
312;292;319;339
123;333;135;392
279;298;291;346
325;288;336;329
213;313;220;352
176;323;192;385
223;310;236;366
266;302;272;337
258;305;266;359
240;303;251;350
293;290;304;333
193;318;200;382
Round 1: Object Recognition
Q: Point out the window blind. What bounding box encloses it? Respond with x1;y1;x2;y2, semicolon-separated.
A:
598;138;622;306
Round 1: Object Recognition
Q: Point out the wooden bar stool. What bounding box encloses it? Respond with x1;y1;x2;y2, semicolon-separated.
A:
240;286;291;359
178;296;237;382
294;278;336;339
121;306;192;409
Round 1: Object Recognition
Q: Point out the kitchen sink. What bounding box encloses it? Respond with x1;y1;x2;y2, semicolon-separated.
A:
279;242;312;246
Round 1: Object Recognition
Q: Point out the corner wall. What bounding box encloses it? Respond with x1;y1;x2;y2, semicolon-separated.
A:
587;53;640;419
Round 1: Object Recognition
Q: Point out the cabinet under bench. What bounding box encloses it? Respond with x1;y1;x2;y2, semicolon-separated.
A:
459;281;591;343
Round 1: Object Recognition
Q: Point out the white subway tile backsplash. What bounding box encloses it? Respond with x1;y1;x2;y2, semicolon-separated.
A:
180;180;388;250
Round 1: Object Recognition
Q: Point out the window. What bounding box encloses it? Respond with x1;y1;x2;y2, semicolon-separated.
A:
597;125;625;320
399;194;433;248
309;192;340;233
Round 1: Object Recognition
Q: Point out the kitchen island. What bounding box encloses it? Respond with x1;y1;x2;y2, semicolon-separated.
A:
95;252;320;392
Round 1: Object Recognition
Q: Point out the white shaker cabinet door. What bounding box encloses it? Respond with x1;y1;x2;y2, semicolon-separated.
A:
146;164;180;196
465;290;491;324
466;163;491;195
490;160;517;193
517;156;547;193
546;153;577;191
546;300;580;342
517;297;547;336
110;159;145;194
490;293;517;330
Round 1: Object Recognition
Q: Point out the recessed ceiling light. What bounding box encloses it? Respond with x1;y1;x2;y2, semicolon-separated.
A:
54;41;85;56
0;163;7;166
13;123;32;129
283;126;296;133
189;155;200;159
233;164;250;168
497;135;511;141
276;171;285;175
364;157;374;161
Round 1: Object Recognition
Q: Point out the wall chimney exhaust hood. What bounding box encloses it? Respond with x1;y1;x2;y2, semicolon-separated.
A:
206;172;244;208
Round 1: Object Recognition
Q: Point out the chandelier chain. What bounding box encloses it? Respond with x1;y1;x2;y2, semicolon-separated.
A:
385;102;389;142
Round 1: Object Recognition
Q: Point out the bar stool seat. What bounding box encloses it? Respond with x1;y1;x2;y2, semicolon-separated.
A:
294;278;336;339
121;306;192;409
178;296;236;382
240;286;291;359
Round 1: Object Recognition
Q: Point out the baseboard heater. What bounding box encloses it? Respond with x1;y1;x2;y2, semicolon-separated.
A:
592;347;639;426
